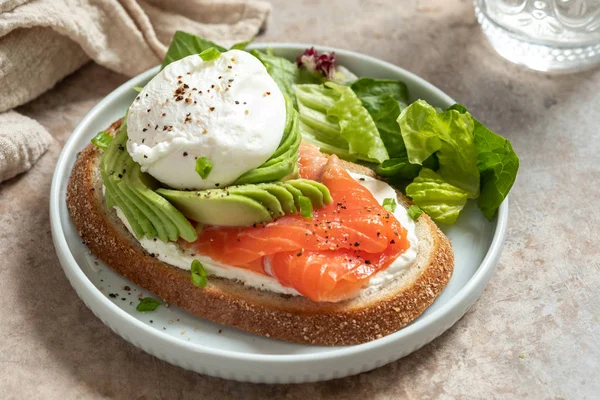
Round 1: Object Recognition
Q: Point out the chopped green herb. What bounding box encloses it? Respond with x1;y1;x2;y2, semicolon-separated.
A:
298;195;313;219
519;354;526;359
199;47;221;62
91;131;113;149
195;157;213;179
132;86;143;92
136;297;161;312
407;204;423;220
191;259;208;288
382;197;397;213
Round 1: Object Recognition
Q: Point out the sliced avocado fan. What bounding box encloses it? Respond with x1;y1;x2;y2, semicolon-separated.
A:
100;121;198;243
156;180;332;227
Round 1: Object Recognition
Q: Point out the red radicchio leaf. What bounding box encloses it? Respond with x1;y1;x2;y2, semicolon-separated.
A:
297;47;336;80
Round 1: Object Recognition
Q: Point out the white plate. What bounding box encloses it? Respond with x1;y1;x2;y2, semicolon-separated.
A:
50;44;508;384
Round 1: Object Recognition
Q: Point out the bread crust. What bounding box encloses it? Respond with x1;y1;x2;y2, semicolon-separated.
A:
66;119;454;345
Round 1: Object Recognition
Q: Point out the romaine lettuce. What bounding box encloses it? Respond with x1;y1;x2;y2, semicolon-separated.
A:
295;83;389;163
398;100;480;198
447;104;519;220
375;152;438;179
350;78;409;106
405;168;469;224
474;121;519;220
325;82;389;163
351;78;409;158
296;68;327;84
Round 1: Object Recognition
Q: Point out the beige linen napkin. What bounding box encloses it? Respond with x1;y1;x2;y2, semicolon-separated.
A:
0;0;271;183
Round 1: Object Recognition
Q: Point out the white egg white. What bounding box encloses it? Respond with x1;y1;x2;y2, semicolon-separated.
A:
126;50;286;190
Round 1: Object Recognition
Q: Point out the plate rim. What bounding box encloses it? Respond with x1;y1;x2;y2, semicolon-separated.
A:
50;43;509;364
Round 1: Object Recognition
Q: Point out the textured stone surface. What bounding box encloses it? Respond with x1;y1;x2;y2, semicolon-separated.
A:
1;0;598;398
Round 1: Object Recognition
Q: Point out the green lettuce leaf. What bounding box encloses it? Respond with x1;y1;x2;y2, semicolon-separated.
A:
447;104;519;220
250;49;298;107
474;121;519;220
296;68;327;84
446;104;468;114
297;119;357;161
398;100;480;198
295;84;343;155
397;100;443;164
161;31;226;70
295;83;388;163
350;78;409;106
351;78;409;158
375;152;438;179
230;39;254;50
325;82;389;163
405;168;469;224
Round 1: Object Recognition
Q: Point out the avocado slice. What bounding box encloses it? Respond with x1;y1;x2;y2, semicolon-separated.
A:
278;182;303;210
111;150;156;238
100;123;197;243
280;164;300;181
104;190;115;209
287;180;324;208
307;180;333;205
227;186;284;217
102;169;144;239
100;137;145;238
155;178;333;227
156;189;272;227
124;162;197;243
258;184;296;214
118;180;157;239
124;163;177;242
120;160;169;242
233;156;298;185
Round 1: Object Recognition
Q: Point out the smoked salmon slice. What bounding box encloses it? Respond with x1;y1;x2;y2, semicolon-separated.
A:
187;144;410;302
298;141;330;181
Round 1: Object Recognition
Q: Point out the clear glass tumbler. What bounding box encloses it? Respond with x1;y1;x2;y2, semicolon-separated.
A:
475;0;600;72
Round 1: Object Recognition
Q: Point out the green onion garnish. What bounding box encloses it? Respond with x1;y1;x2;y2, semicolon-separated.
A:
199;47;221;62
407;204;423;220
298;195;313;219
136;297;161;312
191;260;208;288
382;197;397;213
132;86;143;92
91;131;113;149
195;157;213;179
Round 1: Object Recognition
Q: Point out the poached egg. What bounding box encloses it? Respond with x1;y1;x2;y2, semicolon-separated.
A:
126;50;286;190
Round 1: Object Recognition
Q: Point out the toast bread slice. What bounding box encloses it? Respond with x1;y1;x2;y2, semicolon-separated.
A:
66;119;454;345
